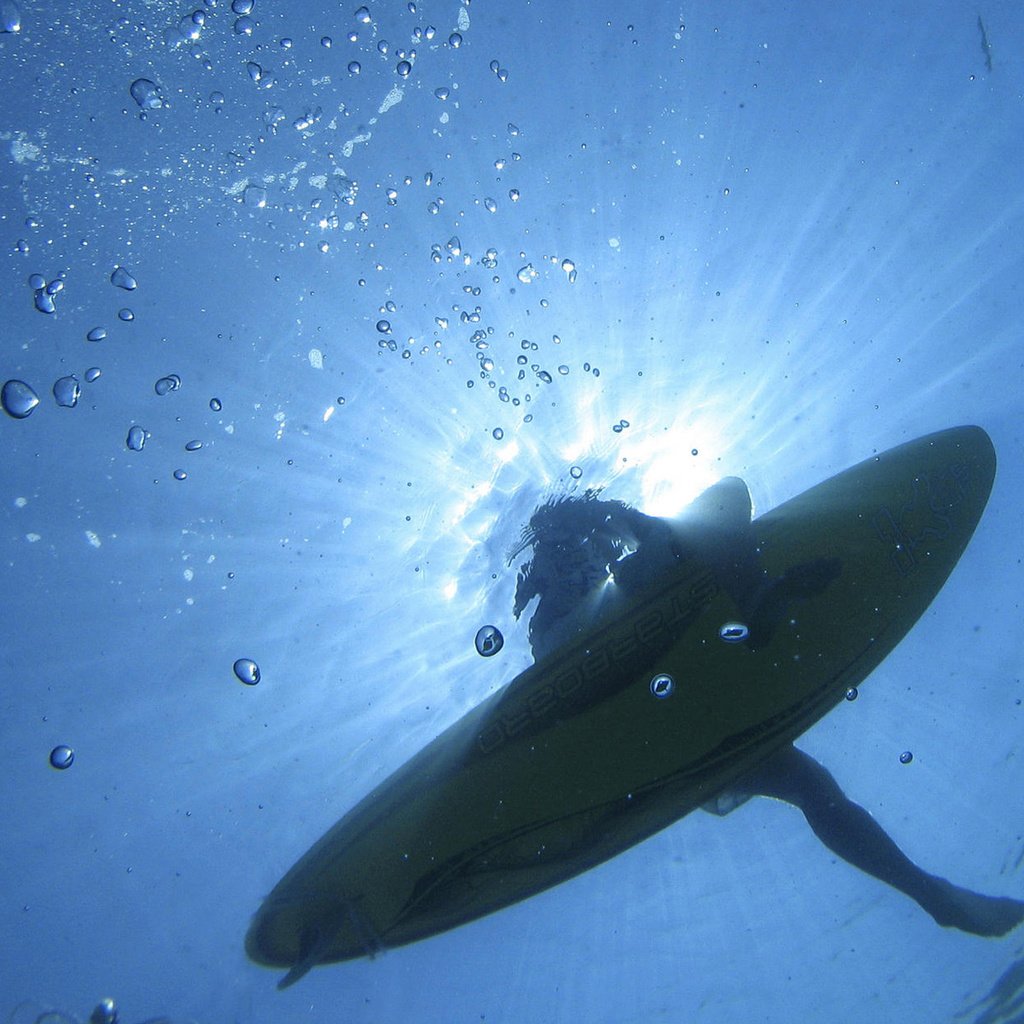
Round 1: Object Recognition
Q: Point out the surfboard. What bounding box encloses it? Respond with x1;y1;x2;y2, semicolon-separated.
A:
246;424;996;988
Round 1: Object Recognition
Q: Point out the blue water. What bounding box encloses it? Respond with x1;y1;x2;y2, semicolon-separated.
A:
2;2;1023;1022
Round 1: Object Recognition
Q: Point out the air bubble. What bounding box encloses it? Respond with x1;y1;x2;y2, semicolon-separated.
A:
845;687;858;701
49;745;74;770
492;427;504;440
475;625;504;657
129;78;163;110
117;308;134;322
718;622;749;644
154;374;181;396
244;186;267;209
209;397;222;412
1;1;22;33
52;375;80;408
126;425;148;451
233;658;261;685
396;59;412;77
87;327;107;342
184;440;203;452
2;379;39;419
650;673;675;699
110;266;137;290
569;465;583;480
899;750;913;764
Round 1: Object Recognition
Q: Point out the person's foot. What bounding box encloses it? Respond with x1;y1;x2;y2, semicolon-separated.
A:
926;878;1024;937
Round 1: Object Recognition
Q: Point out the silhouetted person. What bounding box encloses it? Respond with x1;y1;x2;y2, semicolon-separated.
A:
509;480;1024;938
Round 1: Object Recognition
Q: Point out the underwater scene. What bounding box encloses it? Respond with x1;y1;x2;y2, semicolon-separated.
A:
2;2;1023;1023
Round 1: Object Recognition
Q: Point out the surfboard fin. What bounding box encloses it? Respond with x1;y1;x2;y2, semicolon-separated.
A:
277;900;383;990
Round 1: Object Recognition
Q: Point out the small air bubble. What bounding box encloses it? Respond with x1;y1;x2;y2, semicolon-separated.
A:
49;745;75;770
110;266;137;290
718;622;749;644
129;78;163;110
52;375;80;408
233;658;261;685
474;625;504;657
650;673;675;699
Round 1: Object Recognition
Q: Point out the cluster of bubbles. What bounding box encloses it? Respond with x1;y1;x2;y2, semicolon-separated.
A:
2;266;222;482
127;0;598;456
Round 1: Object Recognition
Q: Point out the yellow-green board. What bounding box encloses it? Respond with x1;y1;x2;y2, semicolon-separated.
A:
247;425;996;988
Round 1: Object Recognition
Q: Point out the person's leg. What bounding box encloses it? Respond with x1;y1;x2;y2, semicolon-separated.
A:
744;744;1024;937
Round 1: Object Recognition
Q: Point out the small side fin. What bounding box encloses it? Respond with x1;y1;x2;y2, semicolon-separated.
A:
276;900;383;989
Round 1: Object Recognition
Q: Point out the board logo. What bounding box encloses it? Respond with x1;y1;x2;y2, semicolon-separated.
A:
872;459;975;576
